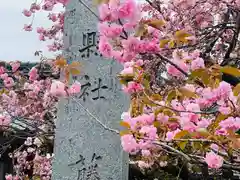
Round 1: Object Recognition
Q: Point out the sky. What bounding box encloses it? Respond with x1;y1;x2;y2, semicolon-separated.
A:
0;0;63;62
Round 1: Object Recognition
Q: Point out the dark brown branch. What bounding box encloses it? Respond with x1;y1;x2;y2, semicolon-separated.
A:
222;12;240;65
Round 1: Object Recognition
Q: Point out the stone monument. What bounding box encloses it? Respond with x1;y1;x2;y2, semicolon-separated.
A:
52;0;129;179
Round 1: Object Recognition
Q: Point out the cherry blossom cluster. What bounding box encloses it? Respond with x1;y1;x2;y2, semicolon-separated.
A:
18;0;240;177
5;137;53;180
0;59;80;128
0;58;81;179
97;0;240;171
23;0;68;51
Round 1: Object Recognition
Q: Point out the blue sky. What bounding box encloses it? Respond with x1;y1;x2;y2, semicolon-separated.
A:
0;0;63;62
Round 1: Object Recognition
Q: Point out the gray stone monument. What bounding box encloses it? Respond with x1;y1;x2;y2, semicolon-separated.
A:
52;0;129;180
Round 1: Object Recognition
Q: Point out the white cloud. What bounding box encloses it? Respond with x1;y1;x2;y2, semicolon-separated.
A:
0;0;63;62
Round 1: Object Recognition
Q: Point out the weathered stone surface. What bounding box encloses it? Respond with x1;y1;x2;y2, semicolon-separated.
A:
52;0;129;180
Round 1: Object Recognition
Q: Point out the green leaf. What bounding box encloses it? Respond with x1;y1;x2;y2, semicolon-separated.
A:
135;24;148;37
120;121;131;129
166;90;176;103
174;130;189;139
154;107;165;116
193;142;201;150
178;141;188;150
153;121;161;128
151;94;163;101
33;176;41;180
119;130;130;136
190;68;210;85
191;165;202;173
221;66;240;77
178;87;197;98
233;83;240;96
159;39;170;48
162;109;174;116
147;19;166;30
168;117;178;122
93;0;109;5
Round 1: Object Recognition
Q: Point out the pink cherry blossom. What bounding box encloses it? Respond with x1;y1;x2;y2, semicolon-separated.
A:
166;61;189;77
118;0;137;20
29;67;39;81
120;67;133;75
166;129;181;141
24;24;33;31
0;115;11;127
5;175;13;180
122;81;142;93
68;81;81;94
50;80;66;97
205;151;223;169
98;37;113;58
191;57;205;70
4;77;15;88
22;9;32;17
10;61;20;72
121;134;139;154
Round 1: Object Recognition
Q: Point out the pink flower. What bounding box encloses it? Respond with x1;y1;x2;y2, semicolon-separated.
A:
42;1;54;11
166;129;181;141
215;128;228;136
191;57;205;70
4;77;14;88
121;134;139;154
210;144;219;151
180;117;197;132
137;161;153;169
122;81;142;93
134;114;155;125
123;22;137;30
120;67;133;75
121;111;131;120
10;61;20;72
30;3;41;12
184;84;195;92
98;37;112;58
24;137;33;146
0;73;8;80
140;125;157;140
57;0;69;6
118;0;137;19
0;66;5;75
39;34;45;41
68;81;81;94
5;174;13;180
22;9;32;17
218;106;231;115
197;118;210;129
122;37;140;53
98;23;123;38
219;117;240;131
37;27;45;34
136;59;144;66
215;81;232;99
157;113;169;123
0;115;11;127
98;4;112;21
166;61;189;78
50;80;66;97
49;13;58;22
29;67;39;81
205;151;223;169
141;150;151;156
191;49;201;58
24;24;33;31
